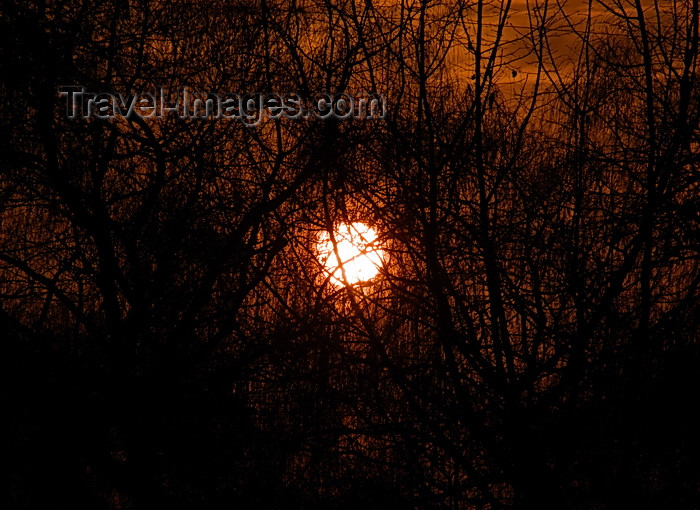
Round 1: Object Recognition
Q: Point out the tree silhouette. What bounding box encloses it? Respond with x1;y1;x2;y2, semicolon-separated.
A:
1;0;698;509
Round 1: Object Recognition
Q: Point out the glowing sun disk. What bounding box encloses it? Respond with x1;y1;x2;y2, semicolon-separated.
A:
317;222;384;285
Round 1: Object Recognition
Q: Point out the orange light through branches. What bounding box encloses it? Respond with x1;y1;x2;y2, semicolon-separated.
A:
317;222;384;285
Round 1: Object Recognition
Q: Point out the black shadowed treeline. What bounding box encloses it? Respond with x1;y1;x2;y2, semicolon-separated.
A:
1;1;699;509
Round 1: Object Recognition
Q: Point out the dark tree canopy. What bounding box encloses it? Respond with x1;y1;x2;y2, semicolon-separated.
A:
1;1;699;509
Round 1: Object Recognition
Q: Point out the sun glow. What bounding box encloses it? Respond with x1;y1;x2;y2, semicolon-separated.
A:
317;222;384;286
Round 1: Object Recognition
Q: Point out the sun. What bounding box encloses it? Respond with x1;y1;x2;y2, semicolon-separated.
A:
316;222;384;286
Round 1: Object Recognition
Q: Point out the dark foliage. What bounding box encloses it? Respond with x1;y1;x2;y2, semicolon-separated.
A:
1;1;699;508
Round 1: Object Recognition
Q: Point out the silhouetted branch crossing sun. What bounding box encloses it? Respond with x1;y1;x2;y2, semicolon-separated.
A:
316;222;384;286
